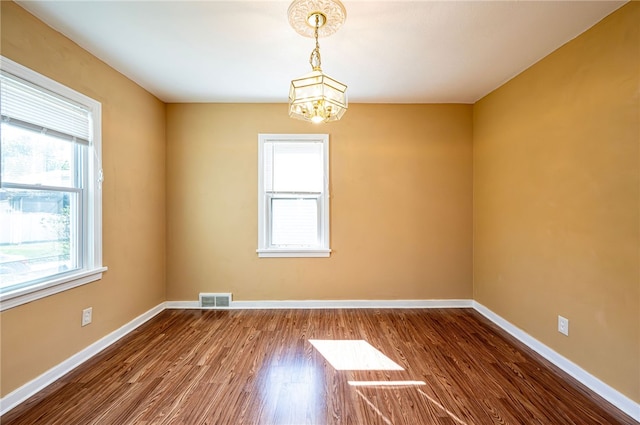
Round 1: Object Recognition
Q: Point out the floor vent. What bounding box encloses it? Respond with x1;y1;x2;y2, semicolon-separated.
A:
199;293;232;308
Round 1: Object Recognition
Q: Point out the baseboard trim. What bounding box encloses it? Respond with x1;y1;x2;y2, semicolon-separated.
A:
166;299;474;310
165;300;200;309
473;301;640;422
0;302;166;416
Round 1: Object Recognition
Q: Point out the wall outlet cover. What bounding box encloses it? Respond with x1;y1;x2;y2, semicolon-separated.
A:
82;307;93;327
558;315;569;336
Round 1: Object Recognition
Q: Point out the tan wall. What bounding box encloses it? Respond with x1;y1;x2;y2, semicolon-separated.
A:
166;103;473;302
0;2;166;397
473;2;639;402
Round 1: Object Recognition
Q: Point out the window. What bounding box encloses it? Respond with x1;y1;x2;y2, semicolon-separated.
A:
257;134;330;257
0;57;105;311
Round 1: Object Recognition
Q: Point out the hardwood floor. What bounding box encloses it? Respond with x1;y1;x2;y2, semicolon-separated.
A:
2;308;637;425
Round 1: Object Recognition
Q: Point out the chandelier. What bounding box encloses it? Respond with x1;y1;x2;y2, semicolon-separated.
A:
287;0;348;123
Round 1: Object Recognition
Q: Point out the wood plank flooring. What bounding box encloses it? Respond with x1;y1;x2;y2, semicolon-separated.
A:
2;308;637;424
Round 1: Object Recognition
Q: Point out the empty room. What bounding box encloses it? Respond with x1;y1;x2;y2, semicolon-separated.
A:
0;0;638;424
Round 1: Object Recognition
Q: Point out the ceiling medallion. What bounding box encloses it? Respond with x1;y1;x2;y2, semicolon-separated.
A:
288;0;347;38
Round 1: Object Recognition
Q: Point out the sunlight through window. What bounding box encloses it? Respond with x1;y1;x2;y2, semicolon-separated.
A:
354;389;393;425
348;380;426;387
309;340;404;371
417;388;469;425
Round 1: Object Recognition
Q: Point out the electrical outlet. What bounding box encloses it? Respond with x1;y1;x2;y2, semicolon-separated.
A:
82;307;93;327
558;315;569;336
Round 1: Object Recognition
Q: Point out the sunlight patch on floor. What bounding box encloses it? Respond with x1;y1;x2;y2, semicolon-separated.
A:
348;380;426;387
309;340;404;371
354;389;393;425
417;388;469;425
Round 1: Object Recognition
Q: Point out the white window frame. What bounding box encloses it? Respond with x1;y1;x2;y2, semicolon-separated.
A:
0;56;106;311
257;134;330;258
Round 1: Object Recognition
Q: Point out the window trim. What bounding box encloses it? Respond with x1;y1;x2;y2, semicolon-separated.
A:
257;134;330;258
0;56;106;311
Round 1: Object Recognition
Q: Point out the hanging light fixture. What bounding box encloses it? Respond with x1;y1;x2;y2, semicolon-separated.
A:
287;0;347;123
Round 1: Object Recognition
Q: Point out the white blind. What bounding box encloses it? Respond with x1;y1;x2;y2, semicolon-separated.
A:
271;198;319;246
1;70;91;145
265;142;323;192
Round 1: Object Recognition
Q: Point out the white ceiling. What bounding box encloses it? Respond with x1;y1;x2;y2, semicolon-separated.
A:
16;0;626;104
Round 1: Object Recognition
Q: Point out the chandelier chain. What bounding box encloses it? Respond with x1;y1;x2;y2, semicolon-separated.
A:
309;14;322;71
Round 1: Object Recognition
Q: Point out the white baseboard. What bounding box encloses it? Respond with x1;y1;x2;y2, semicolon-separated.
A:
473;301;640;422
0;302;166;416
166;299;473;310
165;300;201;309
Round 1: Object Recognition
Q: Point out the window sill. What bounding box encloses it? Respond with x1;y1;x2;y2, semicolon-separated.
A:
257;249;331;258
0;267;108;312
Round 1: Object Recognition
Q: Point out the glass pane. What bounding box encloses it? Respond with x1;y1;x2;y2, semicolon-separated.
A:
271;142;323;192
271;198;318;247
0;188;79;291
1;122;78;188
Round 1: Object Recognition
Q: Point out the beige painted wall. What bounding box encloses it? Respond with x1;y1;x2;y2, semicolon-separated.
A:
166;103;473;302
473;2;639;402
0;2;166;396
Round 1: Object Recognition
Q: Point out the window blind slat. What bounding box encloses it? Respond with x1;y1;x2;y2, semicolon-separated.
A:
1;70;91;143
0;116;89;145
